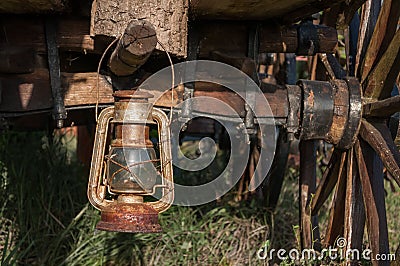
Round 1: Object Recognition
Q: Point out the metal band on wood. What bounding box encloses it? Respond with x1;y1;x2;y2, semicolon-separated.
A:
336;77;362;150
298;80;334;140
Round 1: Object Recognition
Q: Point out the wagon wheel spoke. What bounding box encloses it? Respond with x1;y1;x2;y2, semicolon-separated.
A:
359;119;400;186
311;150;344;216
303;1;400;260
343;147;365;261
363;95;400;117
355;139;390;266
355;0;381;78
299;140;321;249
363;29;400;99
360;0;400;83
322;149;347;246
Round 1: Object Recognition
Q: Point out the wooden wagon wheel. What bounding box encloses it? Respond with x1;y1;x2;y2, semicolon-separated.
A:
299;0;400;264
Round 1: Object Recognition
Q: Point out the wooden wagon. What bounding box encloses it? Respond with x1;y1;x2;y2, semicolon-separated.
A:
1;0;399;264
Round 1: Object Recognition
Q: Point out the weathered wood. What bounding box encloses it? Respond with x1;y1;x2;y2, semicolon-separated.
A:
323;150;347;246
363;95;400;117
92;0;188;57
0;70;114;112
360;0;400;83
299;140;320;249
0;17;97;53
0;0;68;13
311;150;343;216
260;24;337;54
363;30;400;99
190;0;345;21
0;71;288;119
108;20;157;76
356;139;390;266
359;120;400;187
0;46;35;74
343;147;365;265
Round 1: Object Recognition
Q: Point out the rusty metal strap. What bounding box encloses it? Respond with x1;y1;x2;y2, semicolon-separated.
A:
286;85;301;141
45;18;67;128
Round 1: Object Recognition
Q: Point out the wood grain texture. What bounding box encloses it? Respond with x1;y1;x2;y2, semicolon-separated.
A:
190;0;344;21
92;0;188;57
0;0;67;13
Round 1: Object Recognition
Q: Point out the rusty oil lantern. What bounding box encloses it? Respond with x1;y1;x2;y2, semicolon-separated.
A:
87;90;174;233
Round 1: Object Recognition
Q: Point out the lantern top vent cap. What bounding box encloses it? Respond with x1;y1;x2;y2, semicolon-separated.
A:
113;90;154;102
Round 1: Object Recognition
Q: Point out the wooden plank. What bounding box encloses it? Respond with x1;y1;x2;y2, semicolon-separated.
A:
0;0;68;13
0;71;288;119
190;0;345;21
0;70;114;112
0;17;97;53
0;46;35;74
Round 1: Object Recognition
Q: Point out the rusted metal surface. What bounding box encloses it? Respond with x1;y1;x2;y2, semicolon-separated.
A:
336;77;362;150
96;202;162;233
298;79;334;141
45;18;67;128
88;90;174;233
286;85;301;141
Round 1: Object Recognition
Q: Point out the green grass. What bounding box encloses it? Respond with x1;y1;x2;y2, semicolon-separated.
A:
0;130;399;265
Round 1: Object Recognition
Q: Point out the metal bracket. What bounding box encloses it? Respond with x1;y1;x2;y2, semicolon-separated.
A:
45;17;67;128
244;24;260;136
286;85;302;141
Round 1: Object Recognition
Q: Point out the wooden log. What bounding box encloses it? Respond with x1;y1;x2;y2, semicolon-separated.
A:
0;0;68;13
108;20;157;76
91;0;188;57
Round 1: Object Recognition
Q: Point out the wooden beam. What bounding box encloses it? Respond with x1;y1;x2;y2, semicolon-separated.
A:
0;0;68;13
0;17;98;53
190;0;345;21
0;71;288;119
0;69;114;112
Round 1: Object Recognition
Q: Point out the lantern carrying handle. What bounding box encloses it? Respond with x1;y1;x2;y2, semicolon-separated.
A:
88;106;114;210
147;107;174;213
